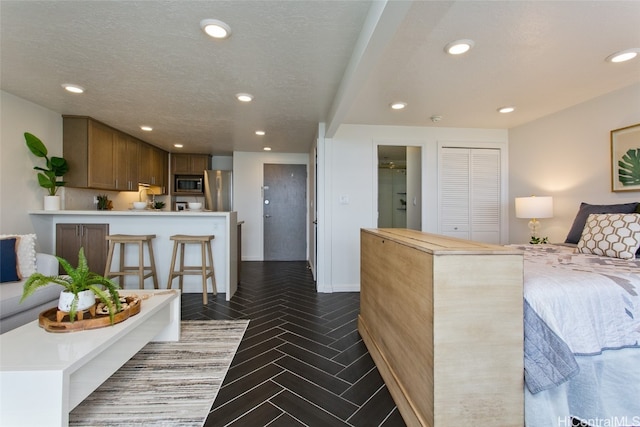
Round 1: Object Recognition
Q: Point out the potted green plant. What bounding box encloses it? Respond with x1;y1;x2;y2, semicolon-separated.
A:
24;132;69;210
21;247;122;323
97;194;110;210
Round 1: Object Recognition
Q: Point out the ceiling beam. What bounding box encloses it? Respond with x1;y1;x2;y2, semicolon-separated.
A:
325;0;412;138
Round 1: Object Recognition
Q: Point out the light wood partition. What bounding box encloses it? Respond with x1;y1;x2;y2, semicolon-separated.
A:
359;229;523;426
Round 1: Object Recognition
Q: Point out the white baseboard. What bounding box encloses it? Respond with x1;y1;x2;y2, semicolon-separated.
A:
317;283;360;293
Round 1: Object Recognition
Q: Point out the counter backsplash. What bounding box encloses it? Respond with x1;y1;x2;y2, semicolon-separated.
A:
63;187;169;211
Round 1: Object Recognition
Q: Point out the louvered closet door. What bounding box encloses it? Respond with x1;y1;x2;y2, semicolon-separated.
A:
440;148;470;239
439;147;501;244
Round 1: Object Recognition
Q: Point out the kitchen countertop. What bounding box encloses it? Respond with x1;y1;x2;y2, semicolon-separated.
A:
29;210;235;216
29;210;239;299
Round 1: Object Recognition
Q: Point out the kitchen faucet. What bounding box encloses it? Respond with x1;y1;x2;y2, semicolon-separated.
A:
139;187;156;207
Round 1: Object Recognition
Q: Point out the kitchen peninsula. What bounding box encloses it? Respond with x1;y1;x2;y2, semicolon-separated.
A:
29;210;238;300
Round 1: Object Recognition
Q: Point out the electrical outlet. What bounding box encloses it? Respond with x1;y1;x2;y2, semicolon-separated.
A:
93;196;98;204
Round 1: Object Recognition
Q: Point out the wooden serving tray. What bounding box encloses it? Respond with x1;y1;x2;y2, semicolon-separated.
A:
39;296;141;333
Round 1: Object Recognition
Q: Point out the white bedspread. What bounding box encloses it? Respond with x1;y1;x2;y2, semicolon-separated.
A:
514;244;640;355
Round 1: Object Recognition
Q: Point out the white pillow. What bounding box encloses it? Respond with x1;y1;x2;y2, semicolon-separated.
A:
577;213;640;259
0;234;37;276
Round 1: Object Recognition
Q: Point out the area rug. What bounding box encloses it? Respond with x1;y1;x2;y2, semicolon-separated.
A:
69;320;249;427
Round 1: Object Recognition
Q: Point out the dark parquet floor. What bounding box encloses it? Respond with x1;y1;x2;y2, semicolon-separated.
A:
181;261;406;427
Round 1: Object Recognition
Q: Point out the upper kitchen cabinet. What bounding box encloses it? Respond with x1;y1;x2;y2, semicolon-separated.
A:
154;146;168;189
114;132;139;191
63;116;168;192
63;116;117;190
171;153;210;175
139;143;168;190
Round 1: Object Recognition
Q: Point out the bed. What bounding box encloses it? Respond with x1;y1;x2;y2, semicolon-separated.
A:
516;203;640;427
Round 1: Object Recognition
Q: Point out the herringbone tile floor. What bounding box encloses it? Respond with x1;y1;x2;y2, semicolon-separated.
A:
181;261;406;427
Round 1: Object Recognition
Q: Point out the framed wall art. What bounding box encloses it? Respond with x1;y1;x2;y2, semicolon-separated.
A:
611;123;640;192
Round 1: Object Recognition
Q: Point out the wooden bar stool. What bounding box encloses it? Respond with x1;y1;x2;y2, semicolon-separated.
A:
167;234;216;304
104;234;159;289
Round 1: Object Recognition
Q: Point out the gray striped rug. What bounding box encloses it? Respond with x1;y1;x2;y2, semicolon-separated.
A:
70;320;249;426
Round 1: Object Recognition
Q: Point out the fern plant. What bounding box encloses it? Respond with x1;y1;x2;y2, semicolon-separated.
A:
618;148;640;187
21;248;122;323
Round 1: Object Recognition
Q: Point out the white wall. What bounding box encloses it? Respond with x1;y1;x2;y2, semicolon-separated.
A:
211;156;233;170
319;124;508;292
509;83;640;244
233;151;310;261
0;91;63;241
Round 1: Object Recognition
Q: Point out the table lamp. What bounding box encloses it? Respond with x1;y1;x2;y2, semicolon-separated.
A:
515;196;553;243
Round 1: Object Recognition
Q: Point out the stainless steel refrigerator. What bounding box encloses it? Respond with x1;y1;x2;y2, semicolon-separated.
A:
204;170;233;211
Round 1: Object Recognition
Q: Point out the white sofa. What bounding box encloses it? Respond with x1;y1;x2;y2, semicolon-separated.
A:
0;253;63;333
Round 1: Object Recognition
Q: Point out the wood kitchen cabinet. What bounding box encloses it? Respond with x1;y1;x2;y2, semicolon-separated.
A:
63;116;168;192
114;133;139;191
138;143;152;186
55;223;109;275
171;153;210;175
359;228;523;426
139;143;168;190
64;117;117;190
151;145;168;189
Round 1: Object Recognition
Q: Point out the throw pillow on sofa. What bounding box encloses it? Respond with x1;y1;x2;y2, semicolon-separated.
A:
0;233;37;277
0;237;21;282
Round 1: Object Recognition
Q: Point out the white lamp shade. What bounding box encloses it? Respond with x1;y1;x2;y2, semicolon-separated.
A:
515;196;553;219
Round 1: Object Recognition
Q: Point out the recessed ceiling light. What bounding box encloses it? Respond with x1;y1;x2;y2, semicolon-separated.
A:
61;84;84;94
200;19;231;39
390;102;407;110
444;39;475;55
140;126;153;132
497;106;515;114
606;48;640;63
236;93;253;102
174;144;184;148
263;147;272;151
255;130;265;136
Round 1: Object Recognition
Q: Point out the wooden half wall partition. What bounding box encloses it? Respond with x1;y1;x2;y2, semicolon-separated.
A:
359;228;524;426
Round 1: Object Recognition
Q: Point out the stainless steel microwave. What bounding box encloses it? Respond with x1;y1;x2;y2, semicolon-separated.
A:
175;175;203;193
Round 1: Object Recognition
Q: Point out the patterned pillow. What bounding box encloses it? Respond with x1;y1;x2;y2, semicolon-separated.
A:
564;202;639;244
577;213;640;259
0;233;37;277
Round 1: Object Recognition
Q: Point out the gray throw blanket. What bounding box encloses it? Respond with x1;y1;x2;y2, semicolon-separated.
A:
523;299;579;393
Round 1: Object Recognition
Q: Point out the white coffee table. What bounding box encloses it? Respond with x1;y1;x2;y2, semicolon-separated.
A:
0;289;180;427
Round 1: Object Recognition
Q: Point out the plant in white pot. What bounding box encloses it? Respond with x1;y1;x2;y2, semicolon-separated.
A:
21;248;122;323
24;132;69;210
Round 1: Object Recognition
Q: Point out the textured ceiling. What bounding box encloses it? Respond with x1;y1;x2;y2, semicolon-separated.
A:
346;1;640;130
1;1;639;156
